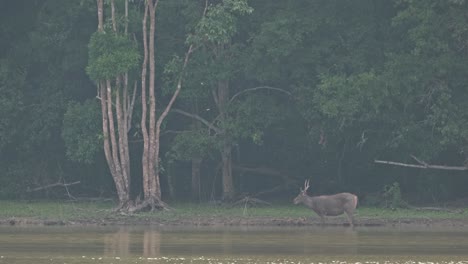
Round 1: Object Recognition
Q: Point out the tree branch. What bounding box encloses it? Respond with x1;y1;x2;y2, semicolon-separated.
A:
156;0;211;126
228;86;291;105
233;165;297;183
161;129;192;136
233;165;283;176
171;108;221;133
27;181;81;192
374;155;468;171
127;80;137;132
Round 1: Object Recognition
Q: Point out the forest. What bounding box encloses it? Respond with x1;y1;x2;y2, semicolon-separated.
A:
1;0;468;211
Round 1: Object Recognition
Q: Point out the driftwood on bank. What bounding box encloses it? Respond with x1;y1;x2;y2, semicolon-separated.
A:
374;155;468;171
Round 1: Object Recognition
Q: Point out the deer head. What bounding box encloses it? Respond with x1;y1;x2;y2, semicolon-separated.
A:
293;179;310;204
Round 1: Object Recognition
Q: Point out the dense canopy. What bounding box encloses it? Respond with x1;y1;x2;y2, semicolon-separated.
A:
1;0;468;207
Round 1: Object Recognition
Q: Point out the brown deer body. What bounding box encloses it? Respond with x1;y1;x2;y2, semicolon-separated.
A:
294;180;358;227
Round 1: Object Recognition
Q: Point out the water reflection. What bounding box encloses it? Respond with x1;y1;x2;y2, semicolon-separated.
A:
0;225;468;263
142;228;160;256
103;226;130;256
97;226;468;257
102;227;162;257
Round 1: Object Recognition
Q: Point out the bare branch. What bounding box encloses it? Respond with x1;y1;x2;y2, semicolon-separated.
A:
374;156;468;171
229;86;291;105
233;165;283;177
156;0;211;133
410;155;429;166
161;129;192;136
27;181;81;193
203;0;209;16
211;88;219;108
153;0;159;13
156;43;197;131
127;80;137;132
374;160;430;169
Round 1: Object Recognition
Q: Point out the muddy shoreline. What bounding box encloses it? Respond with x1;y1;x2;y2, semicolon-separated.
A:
2;215;468;228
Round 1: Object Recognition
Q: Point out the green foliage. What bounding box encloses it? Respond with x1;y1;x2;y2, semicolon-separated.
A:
162;54;185;96
225;95;289;144
0;0;98;198
86;32;140;81
168;131;216;162
1;201;467;223
0;166;23;199
189;0;252;45
62;100;102;164
2;0;468;202
0;200;114;220
313;72;386;125
383;182;408;209
0;59;23;149
380;0;468;158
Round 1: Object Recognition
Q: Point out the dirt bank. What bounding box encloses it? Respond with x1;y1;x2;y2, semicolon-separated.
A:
2;215;468;228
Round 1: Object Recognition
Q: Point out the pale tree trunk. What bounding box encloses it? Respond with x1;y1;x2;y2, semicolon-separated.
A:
97;0;103;32
140;0;164;209
147;0;158;201
140;2;150;200
135;0;199;211
95;0;132;209
138;0;167;210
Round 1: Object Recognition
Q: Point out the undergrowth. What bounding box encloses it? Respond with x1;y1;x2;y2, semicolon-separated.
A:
0;200;466;223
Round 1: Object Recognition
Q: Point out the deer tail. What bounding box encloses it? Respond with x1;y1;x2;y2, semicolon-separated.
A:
353;195;358;208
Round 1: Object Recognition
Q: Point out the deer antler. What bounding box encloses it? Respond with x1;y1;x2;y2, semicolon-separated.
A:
303;179;310;192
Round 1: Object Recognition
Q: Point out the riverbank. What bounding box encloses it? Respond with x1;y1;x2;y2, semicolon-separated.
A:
0;200;467;227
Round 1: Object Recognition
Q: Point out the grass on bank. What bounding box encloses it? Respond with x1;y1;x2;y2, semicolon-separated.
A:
0;200;467;223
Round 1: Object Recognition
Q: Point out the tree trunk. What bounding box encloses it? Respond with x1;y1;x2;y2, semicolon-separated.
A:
137;0;197;211
140;2;150;199
115;76;131;199
96;0;103;32
221;143;234;200
191;157;202;201
147;0;158;201
138;0;167;211
94;0;132;209
215;77;235;200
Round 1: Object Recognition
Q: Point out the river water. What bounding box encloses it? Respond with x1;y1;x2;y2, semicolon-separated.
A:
0;225;467;264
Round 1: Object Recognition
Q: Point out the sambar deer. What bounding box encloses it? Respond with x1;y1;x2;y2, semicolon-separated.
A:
293;180;358;227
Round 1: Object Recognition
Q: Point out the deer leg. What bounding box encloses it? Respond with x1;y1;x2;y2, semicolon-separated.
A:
345;212;355;228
